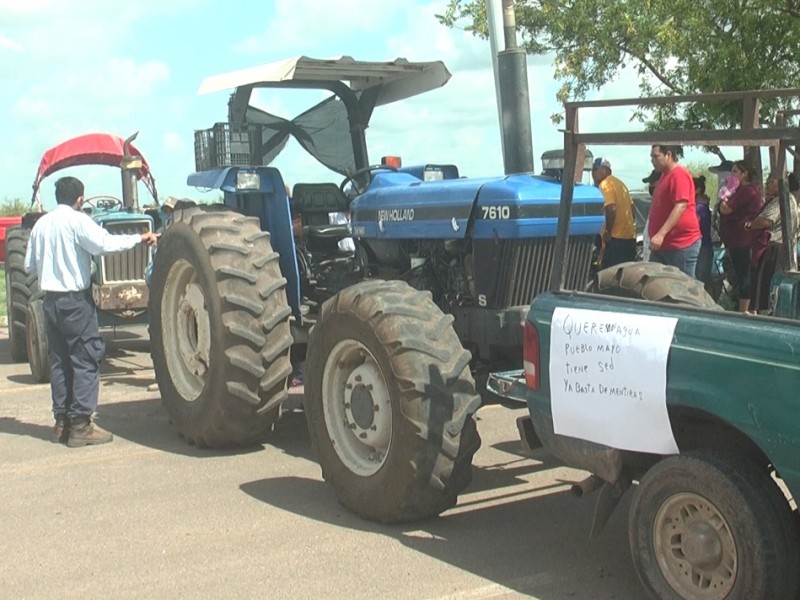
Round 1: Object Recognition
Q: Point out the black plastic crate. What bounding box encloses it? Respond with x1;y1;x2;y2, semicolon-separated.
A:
193;122;265;170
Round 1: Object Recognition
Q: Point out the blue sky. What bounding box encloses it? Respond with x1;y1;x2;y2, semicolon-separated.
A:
1;0;716;210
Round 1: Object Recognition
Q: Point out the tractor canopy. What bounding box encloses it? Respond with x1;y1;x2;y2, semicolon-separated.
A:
195;56;451;176
32;132;158;203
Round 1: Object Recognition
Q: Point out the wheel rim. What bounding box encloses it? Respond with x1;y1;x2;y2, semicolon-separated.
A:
654;492;737;599
161;259;211;401
321;339;393;477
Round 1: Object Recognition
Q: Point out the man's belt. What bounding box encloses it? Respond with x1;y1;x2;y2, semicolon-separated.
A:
44;289;90;299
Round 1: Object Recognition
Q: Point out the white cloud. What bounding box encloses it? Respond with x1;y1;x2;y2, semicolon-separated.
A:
163;131;185;153
236;0;407;55
0;34;22;52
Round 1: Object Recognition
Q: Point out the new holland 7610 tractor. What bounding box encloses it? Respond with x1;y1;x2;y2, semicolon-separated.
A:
148;56;604;522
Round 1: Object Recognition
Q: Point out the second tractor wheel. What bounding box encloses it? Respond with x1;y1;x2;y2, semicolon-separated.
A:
148;207;293;447
5;227;39;362
304;280;482;523
590;262;721;309
25;294;50;383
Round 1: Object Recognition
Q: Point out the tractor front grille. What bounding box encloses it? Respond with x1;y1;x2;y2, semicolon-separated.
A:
496;235;595;306
100;220;152;283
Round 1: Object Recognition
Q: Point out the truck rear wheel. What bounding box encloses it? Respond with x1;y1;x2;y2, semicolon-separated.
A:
5;227;39;361
149;207;293;447
590;262;721;309
629;452;800;600
25;294;49;383
304;280;482;522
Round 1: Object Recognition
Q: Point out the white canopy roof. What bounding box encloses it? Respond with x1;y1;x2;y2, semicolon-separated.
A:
198;55;452;106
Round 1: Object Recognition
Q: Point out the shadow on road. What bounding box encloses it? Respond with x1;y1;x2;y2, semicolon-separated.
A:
94;391;314;461
0;416;54;442
240;468;638;599
96;396;263;458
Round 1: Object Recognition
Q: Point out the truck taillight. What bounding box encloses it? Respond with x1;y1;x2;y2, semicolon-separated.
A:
523;321;540;390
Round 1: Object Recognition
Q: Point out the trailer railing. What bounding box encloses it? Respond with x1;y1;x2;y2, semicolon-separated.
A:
552;89;800;292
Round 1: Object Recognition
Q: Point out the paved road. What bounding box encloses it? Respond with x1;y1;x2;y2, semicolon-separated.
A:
0;326;644;599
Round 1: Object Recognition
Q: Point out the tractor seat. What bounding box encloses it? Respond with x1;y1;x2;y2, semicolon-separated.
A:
292;183;353;252
292;183;350;220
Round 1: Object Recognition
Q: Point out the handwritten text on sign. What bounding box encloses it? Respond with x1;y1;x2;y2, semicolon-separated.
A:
550;307;679;455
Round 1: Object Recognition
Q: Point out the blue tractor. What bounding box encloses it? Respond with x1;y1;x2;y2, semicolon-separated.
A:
148;56;604;521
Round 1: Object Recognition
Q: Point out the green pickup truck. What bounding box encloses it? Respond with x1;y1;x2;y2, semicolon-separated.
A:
489;90;800;599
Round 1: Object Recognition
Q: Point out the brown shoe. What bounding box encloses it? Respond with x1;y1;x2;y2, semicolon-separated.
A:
66;418;113;447
52;415;68;444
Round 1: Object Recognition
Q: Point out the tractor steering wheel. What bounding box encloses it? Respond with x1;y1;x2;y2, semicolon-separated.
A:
339;164;398;196
84;195;123;210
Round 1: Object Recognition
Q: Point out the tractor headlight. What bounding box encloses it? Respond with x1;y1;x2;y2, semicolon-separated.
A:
236;171;260;190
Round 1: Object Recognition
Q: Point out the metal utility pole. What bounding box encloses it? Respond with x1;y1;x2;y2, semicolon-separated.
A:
490;0;534;174
486;0;505;165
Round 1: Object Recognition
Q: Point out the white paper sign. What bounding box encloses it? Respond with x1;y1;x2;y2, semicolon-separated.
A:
550;307;679;455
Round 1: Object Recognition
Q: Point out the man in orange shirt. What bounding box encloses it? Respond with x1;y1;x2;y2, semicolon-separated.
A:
592;157;637;268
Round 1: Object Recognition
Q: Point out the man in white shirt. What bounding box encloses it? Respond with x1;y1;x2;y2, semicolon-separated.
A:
24;176;157;446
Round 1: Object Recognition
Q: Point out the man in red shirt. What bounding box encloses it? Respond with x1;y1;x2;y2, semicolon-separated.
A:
648;145;702;277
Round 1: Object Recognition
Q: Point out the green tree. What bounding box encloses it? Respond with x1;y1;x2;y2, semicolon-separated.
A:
0;198;28;216
438;0;800;130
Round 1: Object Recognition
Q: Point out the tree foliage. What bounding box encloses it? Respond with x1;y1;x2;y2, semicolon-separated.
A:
437;0;800;129
0;198;28;216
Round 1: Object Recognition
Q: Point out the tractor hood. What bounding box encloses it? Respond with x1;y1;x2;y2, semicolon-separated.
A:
350;172;605;240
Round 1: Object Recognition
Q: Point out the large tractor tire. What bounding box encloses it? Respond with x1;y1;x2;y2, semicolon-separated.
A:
590;262;721;310
629;452;800;600
25;293;50;383
304;280;482;523
148;207;293;448
4;227;39;361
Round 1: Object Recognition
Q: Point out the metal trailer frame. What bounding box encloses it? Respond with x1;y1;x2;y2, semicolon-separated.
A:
552;88;800;292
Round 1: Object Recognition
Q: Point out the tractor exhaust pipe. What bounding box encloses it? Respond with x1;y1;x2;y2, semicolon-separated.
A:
121;132;141;211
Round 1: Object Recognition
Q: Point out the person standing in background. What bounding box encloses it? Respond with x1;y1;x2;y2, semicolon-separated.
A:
647;145;701;276
591;157;637;268
693;176;713;291
640;169;661;261
719;160;763;313
747;173;799;312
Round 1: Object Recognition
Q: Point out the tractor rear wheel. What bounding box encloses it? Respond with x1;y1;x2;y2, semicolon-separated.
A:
148;207;293;447
304;280;482;522
25;293;50;383
5;227;39;362
590;262;721;309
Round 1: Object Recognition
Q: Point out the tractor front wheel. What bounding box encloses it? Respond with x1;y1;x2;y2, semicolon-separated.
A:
304;280;481;522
